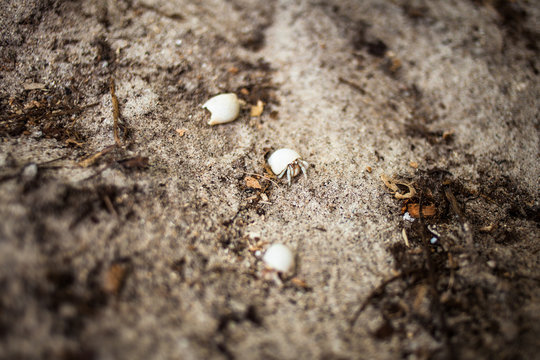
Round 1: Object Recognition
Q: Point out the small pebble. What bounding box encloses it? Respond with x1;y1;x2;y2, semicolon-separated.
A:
263;244;294;273
403;212;415;222
21;163;38;182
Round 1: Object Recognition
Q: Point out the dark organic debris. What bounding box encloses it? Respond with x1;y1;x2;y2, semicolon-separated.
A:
353;170;539;359
0;89;98;141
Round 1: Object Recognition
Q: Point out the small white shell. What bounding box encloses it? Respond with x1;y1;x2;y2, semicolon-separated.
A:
202;93;240;125
267;148;301;176
263;243;294;273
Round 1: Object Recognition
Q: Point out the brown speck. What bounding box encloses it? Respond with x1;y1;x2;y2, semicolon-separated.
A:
269;110;279;119
291;277;310;289
102;262;130;295
389;57;402;73
442;130;455;140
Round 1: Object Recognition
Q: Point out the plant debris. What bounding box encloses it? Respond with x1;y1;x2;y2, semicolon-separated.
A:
0;87;98;141
78;145;116;168
245;176;262;189
110;78;123;146
381;173;416;199
405;203;436;218
250;100;264;117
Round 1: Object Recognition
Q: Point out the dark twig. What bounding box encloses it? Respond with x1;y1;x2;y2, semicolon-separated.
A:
110;78;122;147
349;267;424;327
338;76;367;95
444;188;464;220
445;187;474;250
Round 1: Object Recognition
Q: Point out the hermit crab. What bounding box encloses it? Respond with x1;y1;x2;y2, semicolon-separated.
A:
267;148;308;186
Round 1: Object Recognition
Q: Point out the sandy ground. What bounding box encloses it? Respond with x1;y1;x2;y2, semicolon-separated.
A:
0;0;539;359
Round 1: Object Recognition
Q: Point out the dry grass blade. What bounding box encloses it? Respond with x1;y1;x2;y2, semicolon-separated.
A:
78;145;116;167
110;78;122;147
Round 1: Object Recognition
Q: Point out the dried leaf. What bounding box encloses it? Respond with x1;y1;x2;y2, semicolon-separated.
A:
250;100;264;117
407;203;436;218
245;176;262;189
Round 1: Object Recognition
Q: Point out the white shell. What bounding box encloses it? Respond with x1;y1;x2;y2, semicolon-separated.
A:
263;244;294;273
202;93;240;125
267;148;301;176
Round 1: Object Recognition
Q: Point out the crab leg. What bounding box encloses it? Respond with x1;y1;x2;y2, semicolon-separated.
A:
286;165;292;186
298;160;309;179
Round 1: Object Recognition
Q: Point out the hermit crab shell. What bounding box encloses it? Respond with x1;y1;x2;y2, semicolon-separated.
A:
263;244;295;273
267;148;301;176
202;93;240;125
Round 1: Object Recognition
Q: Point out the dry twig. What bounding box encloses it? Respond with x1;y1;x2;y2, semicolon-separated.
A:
110;78;122;147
